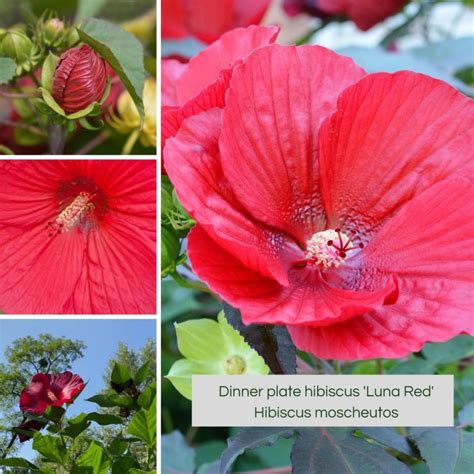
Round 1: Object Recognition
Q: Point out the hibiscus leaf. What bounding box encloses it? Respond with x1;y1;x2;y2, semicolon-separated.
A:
162;431;196;474
0;458;39;470
32;433;69;465
0;57;15;84
408;428;474;474
421;336;474;366
134;360;151;386
358;428;414;456
128;396;156;448
223;302;296;374
43;406;66;422
77;18;145;119
458;401;474;426
71;441;111;474
111;362;134;390
86;394;116;407
291;428;411;474
219;427;295;474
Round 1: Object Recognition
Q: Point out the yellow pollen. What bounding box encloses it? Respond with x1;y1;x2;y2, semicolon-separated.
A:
47;192;95;236
305;229;351;270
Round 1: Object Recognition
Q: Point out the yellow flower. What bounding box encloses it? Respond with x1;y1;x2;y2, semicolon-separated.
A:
108;77;156;154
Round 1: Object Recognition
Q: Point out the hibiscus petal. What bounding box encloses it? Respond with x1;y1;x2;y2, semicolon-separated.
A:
175;25;278;103
166;109;302;285
319;71;474;233
290;178;474;359
220;44;365;243
162;0;188;39
162;59;187;107
20;374;51;414
188;226;397;327
49;371;85;404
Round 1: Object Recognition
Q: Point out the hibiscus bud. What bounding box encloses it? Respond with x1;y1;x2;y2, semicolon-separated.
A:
44;18;65;46
0;29;33;65
52;44;107;114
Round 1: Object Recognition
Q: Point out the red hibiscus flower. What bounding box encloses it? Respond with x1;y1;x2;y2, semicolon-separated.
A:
165;44;474;360
162;0;272;44
162;25;278;171
318;0;407;30
0;160;156;314
20;372;85;415
16;419;47;442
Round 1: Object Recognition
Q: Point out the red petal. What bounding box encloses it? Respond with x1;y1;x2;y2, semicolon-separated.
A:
19;374;51;414
166;109;302;285
49;371;85;404
290;178;474;360
175;25;279;103
318;0;406;30
319;71;474;233
162;59;187;107
162;0;188;39
220;44;365;243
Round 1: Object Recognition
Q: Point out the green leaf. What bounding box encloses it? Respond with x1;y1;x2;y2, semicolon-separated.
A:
128;396;156;447
0;458;39;470
359;428;414;456
135;360;151;386
43;405;66;422
458;401;474;426
108;438;128;457
33;433;68;465
111;456;138;474
71;441;111;474
224;302;296;374
422;336;474;366
219;428;294;474
78;18;145;118
111;362;133;385
292;428;411;474
110;394;135;408
162;431;195;474
388;358;435;375
0;57;16;84
409;428;474;474
76;0;107;21
138;383;155;409
87;394;116;407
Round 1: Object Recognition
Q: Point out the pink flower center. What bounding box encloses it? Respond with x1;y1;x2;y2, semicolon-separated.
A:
46;192;96;236
305;228;364;270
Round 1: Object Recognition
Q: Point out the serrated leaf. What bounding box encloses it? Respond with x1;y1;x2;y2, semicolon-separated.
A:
291;428;411;474
0;458;39;470
78;18;145;118
162;431;195;474
223;303;296;374
71;441;111;474
409;428;474;474
0;57;15;84
128;396;156;447
219;427;294;474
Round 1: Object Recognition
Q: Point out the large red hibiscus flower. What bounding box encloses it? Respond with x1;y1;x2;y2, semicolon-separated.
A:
0;160;156;314
162;0;272;44
285;0;407;30
165;44;474;360
20;372;85;414
162;25;278;171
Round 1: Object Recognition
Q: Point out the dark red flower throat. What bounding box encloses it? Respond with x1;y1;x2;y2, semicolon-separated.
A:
46;177;107;237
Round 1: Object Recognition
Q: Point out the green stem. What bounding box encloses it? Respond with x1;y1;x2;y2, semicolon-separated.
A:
122;128;141;155
171;271;214;295
0;145;14;155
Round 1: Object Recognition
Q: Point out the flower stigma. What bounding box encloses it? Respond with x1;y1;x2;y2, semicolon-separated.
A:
305;228;363;270
46;191;96;237
224;355;246;375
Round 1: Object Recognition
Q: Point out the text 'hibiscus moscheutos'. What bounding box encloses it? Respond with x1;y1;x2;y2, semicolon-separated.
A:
0;160;156;314
165;44;474;360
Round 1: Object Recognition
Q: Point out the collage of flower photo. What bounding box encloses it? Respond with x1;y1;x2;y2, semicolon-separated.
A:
0;0;158;472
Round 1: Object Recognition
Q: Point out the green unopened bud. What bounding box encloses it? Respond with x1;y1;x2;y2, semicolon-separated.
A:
0;30;33;64
44;18;65;46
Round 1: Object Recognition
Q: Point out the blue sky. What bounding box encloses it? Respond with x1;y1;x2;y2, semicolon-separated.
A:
0;318;156;460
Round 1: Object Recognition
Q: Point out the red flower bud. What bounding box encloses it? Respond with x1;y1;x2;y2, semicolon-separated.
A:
52;44;107;114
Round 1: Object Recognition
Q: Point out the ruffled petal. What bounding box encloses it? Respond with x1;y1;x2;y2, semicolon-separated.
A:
220;44;365;243
319;71;474;233
49;372;85;404
19;374;51;414
175;25;278;103
290;178;474;359
166;109;302;285
162;59;187;107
